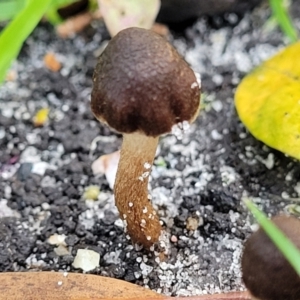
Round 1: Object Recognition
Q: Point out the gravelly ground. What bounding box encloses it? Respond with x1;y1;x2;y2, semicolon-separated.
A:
0;1;300;296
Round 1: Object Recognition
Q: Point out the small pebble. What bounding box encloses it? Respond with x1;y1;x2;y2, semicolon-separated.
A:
72;249;100;272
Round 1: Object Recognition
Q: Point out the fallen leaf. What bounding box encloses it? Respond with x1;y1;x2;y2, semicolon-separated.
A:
43;52;61;72
235;41;300;160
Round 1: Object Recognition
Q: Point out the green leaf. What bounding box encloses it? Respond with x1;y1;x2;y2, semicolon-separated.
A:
45;0;77;25
50;0;77;7
244;198;300;276
0;0;52;84
44;8;63;25
268;0;298;42
0;0;26;21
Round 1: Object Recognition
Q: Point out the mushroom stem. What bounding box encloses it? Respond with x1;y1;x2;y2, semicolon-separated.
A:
114;132;161;248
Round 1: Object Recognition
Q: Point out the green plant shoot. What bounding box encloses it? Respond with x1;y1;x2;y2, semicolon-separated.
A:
244;198;300;276
45;0;78;25
268;0;298;42
0;0;52;84
0;0;26;21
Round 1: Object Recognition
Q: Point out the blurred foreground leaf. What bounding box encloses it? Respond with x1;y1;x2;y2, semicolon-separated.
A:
98;0;160;37
235;41;300;160
0;0;25;21
0;0;52;84
244;198;300;276
45;0;77;25
269;0;297;42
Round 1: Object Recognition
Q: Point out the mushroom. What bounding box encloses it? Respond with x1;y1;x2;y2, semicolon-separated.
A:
241;215;300;300
91;27;201;248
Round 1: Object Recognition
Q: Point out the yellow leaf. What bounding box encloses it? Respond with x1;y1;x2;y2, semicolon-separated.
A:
235;41;300;160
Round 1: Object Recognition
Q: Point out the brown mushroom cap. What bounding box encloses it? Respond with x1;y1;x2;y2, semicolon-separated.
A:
91;27;200;137
241;215;300;300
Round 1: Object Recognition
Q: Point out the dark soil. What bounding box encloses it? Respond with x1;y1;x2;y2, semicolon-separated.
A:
0;1;300;296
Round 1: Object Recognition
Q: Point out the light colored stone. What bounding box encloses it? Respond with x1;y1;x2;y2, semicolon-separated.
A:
72;249;100;272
